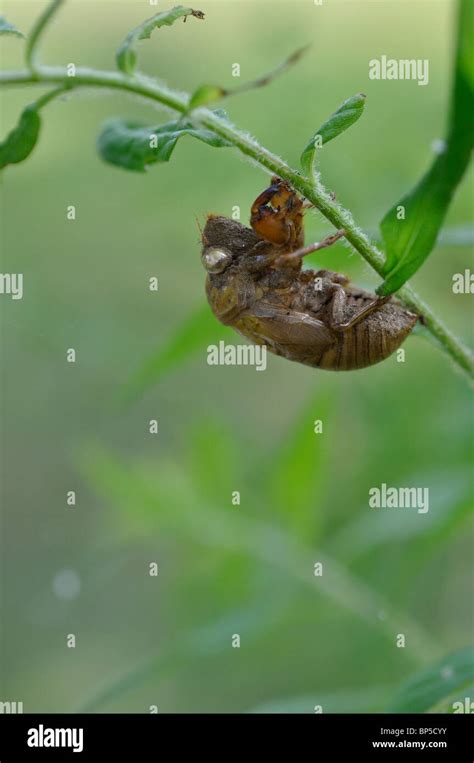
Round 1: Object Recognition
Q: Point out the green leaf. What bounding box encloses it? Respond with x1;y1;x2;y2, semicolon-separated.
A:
188;84;226;110
387;648;474;713
267;389;333;540
300;93;366;175
119;303;233;404
0;16;24;38
97;114;231;172
116;6;204;74
330;468;472;561
0;106;41;169
377;0;474;296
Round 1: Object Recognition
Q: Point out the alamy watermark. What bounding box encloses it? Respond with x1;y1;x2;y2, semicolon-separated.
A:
452;697;474;713
27;725;83;753
369;56;429;86
0;273;23;300
369;483;429;514
0;700;23;713
207;341;267;371
452;269;473;294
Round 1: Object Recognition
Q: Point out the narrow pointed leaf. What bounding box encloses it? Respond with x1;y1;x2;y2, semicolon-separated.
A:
377;0;473;295
119;303;232;404
301;93;366;175
116;6;204;74
387;648;474;713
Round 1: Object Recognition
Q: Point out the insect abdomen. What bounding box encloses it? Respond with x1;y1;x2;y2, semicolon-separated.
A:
317;310;417;371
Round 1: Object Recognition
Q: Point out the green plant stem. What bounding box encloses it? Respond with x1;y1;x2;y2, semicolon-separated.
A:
25;0;65;73
1;65;473;379
33;83;71;109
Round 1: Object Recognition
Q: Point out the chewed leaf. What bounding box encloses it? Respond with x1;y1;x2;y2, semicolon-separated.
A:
377;0;473;295
0;106;41;169
97;115;231;172
387;648;474;713
116;6;204;74
0;16;24;38
301;93;366;175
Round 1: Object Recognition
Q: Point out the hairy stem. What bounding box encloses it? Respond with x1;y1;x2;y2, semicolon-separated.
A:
1;65;472;379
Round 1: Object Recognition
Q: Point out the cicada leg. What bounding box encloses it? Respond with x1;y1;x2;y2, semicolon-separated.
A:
275;229;346;266
328;285;391;330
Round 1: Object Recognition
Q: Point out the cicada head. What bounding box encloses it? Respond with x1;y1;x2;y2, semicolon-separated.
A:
201;215;261;275
250;176;304;249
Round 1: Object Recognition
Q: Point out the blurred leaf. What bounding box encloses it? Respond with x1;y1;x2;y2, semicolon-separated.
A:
187;423;241;503
250;685;391;714
0;106;41;169
300;93;366;175
79;588;290;711
84;446;439;664
119;303;232;403
116;6;204;74
377;0;474;295
0;16;24;37
433;682;474;712
188;45;308;110
330;468;472;561
97;114;231;172
387;648;474;712
268;389;333;540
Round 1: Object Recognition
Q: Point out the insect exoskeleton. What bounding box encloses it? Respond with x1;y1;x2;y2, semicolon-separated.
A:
201;181;418;371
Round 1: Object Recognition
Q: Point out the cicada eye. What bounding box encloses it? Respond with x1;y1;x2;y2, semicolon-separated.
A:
201;247;232;274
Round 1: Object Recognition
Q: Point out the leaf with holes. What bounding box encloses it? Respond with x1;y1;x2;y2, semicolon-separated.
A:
97;114;231;172
116;6;204;74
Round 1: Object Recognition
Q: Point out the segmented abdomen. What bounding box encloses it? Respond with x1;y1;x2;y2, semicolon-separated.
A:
317;310;417;371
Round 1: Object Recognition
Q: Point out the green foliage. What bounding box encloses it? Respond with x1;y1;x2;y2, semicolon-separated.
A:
0;0;472;375
97;114;231;172
0;16;24;38
78;410;445;709
1;0;472;716
0;106;41;169
377;0;473;296
116;6;204;75
387;648;474;712
268;389;333;540
331;468;472;561
119;303;232;403
300;93;366;175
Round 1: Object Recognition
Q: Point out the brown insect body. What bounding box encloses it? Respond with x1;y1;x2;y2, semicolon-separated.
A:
201;179;418;371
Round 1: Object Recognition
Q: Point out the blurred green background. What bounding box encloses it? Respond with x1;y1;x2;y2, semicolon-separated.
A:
1;0;473;713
